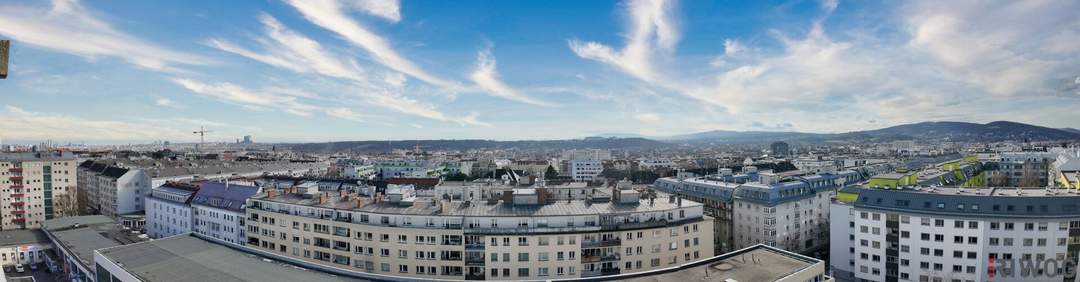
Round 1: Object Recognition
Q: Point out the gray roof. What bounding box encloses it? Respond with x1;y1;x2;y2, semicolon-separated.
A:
0;230;49;246
43;215;148;269
191;182;261;212
1059;158;1080;172
0;151;76;162
97;235;365;282
848;186;1080;218
256;191;698;217
568;244;821;282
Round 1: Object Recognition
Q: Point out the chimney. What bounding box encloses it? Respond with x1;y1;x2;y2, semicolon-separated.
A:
267;189;277;198
677;196;682;207
319;192;329;205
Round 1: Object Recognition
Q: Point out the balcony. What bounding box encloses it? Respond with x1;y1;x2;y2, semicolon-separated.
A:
11;202;25;206
464;243;485;251
8;176;22;181
12;218;25;223
582;254;620;263
8;167;21;173
10;210;25;215
10;185;22;189
464;254;485;266
10;193;23;198
581;268;621;277
582;238;621;248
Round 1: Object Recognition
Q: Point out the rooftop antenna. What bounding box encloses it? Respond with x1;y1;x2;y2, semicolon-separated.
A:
193;126;213;152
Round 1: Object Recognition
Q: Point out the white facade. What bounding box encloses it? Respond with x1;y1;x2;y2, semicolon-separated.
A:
638;159;674;170
145;185;197;239
193;205;246;245
830;188;1080;282
731;190;834;253
569;160;603;182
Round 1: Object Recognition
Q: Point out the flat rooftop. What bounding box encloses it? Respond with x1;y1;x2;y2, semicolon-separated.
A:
98;235;365;282
43;215;148;269
255;191;700;217
596;245;821;282
0;230;49;246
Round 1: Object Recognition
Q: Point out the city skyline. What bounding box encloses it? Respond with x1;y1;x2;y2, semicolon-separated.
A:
1;0;1079;144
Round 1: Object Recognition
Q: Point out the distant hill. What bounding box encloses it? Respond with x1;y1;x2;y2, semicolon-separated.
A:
665;121;1080;143
288;137;669;153
849;121;1080;141
1060;128;1080;135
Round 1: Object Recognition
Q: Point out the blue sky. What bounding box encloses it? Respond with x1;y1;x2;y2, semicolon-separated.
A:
1;0;1078;144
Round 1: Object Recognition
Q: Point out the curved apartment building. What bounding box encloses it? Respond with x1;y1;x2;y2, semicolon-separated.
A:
244;185;713;280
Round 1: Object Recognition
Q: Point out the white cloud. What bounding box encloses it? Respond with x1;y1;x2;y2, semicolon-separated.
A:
155;97;182;108
360;91;490;127
0;0;211;72
326;107;366;122
208;14;367;82
285;0;455;87
633;112;661;123
351;0;401;22
469;48;553;106
0;105;191;141
170;78;318;116
568;0;678;83
904;0;1079;96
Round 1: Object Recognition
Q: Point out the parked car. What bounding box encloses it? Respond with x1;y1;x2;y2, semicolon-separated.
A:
14;264;24;273
3;265;12;273
29;263;38;271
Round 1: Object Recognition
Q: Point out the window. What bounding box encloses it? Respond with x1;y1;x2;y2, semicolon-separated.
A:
518;268;529;277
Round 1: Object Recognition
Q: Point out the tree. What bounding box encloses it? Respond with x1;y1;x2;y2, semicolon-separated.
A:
989;172;1009;187
544;165;559;180
1018;161;1043;187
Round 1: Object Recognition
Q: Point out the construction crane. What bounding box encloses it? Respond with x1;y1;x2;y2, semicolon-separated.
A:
193;126;213;152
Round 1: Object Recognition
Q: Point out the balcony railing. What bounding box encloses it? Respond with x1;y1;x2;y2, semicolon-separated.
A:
581;254;620;263
11;210;25;215
10;185;22;189
10;193;23;198
582;238;621;248
12;218;25;223
8;176;22;181
11;202;25;206
464;243;485;250
8;167;22;173
581;268;621;277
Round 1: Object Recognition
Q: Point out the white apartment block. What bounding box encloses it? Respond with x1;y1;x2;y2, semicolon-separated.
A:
77;161;152;218
145;182;199;239
244;185;713;280
831;186;1080;282
1;152;77;229
569;160;603;182
191;181;261;245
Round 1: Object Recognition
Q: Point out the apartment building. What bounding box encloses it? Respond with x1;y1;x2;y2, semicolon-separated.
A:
569;160;603;182
78;159;323;217
655;169;862;254
145;182;199;239
0;152;77;229
191;181;261;245
830;186;1080;282
77;161;151;218
244;184;713;280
